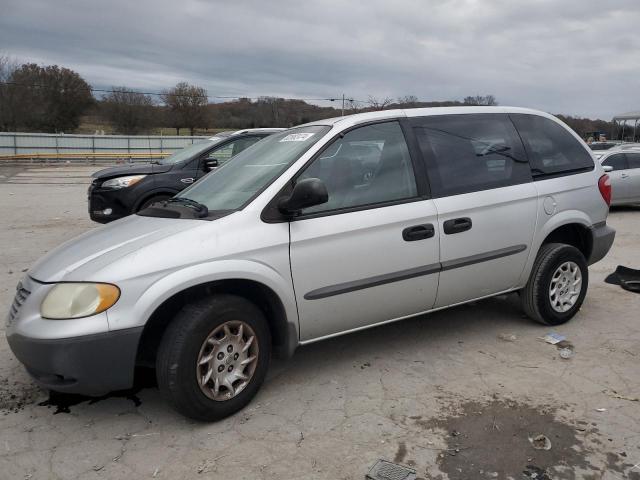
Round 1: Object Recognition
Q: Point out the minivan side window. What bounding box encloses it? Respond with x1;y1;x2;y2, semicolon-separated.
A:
510;114;594;178
412;114;531;197
298;121;418;214
626;152;640;169
603;153;628;171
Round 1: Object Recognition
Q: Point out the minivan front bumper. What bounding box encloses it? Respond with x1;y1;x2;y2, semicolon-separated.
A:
7;327;143;396
588;222;616;265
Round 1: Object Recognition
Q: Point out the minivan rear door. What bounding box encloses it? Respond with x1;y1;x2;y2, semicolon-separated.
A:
288;121;440;341
410;113;537;307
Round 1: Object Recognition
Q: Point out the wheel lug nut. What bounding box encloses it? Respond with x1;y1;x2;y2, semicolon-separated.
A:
218;365;224;372
217;352;224;360
227;345;233;353
234;353;239;360
228;365;233;372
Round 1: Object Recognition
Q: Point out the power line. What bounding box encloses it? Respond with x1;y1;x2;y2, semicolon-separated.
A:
0;80;361;104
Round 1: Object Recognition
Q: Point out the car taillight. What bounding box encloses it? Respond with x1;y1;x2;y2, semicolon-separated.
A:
598;174;611;206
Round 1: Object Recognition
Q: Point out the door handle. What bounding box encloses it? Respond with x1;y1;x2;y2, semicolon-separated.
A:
402;224;435;241
621;173;629;178
443;217;472;235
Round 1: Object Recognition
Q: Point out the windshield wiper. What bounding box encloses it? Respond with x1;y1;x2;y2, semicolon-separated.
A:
164;197;209;218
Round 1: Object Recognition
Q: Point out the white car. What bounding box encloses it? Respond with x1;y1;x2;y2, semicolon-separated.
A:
599;147;640;205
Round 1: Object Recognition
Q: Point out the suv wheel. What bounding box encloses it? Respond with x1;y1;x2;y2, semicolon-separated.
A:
137;195;172;212
521;243;589;325
156;294;271;421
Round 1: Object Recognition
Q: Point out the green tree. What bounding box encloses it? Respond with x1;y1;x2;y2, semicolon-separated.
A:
9;63;94;132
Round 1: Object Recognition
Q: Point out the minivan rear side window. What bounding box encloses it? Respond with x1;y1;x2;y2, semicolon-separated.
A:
412;114;531;197
510;114;594;178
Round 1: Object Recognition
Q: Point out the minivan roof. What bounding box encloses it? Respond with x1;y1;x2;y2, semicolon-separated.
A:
298;106;557;129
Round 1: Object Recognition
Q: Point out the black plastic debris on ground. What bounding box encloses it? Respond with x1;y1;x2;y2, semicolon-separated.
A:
605;265;640;293
523;465;551;479
366;459;416;480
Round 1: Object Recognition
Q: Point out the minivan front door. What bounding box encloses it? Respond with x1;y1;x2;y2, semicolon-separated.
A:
288;121;440;341
411;113;537;307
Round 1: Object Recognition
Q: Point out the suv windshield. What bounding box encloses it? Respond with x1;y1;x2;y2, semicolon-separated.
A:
157;138;225;165
178;126;330;211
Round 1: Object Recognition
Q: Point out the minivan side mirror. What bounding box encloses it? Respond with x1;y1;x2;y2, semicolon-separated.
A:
278;178;328;214
602;165;613;173
204;158;219;172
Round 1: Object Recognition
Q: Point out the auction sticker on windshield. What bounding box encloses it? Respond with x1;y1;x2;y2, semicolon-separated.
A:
279;132;315;142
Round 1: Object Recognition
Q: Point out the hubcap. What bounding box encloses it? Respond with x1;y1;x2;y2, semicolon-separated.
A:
549;261;582;313
196;320;259;401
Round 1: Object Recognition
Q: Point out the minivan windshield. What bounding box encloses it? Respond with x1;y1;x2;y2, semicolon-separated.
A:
177;125;330;211
157;138;224;165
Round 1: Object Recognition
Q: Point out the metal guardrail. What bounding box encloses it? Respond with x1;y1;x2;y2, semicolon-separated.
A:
0;132;206;158
0;152;171;165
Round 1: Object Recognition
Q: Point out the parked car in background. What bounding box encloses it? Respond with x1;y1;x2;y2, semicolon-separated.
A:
88;128;283;223
588;141;618;151
8;107;614;421
599;146;640;205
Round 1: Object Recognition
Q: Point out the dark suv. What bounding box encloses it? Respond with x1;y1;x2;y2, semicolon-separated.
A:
88;129;283;223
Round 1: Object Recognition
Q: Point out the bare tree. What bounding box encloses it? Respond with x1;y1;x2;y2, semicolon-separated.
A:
463;95;498;106
101;87;155;134
345;99;362;114
161;82;208;135
367;95;394;110
0;55;21;131
397;95;419;106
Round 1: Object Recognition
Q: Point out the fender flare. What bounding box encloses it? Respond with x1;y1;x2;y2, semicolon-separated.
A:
131;259;299;351
517;210;593;286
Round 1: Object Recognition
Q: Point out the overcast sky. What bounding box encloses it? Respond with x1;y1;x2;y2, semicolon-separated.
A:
2;0;639;119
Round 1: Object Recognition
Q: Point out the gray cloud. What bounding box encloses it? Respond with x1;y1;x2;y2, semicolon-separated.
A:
2;0;639;118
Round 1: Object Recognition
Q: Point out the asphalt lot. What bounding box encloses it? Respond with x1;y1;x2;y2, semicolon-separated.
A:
1;165;639;479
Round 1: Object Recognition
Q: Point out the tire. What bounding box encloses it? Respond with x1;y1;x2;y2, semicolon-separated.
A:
156;294;271;421
521;243;589;325
137;194;172;212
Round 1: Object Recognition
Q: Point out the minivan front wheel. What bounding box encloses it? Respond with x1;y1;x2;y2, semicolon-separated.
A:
156;295;271;421
521;243;589;325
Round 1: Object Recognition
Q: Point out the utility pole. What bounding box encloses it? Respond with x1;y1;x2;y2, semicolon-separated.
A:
341;94;345;116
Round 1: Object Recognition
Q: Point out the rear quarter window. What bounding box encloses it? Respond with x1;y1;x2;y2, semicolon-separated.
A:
412;114;531;197
510;114;594;178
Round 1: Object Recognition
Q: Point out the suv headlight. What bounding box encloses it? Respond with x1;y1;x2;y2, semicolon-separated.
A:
41;283;120;319
101;175;146;189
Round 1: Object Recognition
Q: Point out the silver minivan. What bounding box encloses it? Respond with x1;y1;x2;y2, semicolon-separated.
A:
7;107;615;420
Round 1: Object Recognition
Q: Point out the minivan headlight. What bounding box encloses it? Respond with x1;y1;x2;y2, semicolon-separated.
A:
41;283;120;319
102;175;146;189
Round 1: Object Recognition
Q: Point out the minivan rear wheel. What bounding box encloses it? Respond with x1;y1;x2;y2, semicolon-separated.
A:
156;294;271;421
521;243;588;325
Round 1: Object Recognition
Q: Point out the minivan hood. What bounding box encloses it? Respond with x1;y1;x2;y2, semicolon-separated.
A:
29;215;204;283
92;163;172;179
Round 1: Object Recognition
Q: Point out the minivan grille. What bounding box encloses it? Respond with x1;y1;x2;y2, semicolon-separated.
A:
8;282;30;325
